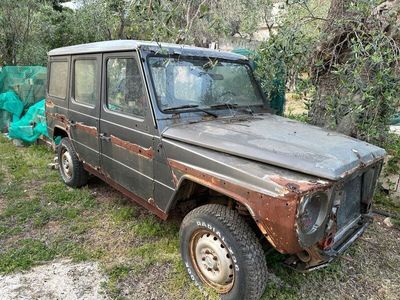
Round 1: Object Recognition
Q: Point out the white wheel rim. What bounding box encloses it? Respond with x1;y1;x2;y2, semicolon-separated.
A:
190;229;235;293
61;149;73;179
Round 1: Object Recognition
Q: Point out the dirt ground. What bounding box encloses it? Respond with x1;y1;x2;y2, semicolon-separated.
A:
0;260;106;300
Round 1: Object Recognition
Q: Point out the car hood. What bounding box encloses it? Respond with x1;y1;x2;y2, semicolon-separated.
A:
161;114;386;180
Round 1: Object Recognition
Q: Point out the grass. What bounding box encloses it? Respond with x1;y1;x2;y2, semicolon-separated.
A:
0;135;399;299
0;239;56;273
0;135;201;298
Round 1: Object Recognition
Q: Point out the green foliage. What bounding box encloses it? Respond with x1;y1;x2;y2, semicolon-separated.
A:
321;26;399;144
255;0;329;114
0;0;278;65
308;1;400;145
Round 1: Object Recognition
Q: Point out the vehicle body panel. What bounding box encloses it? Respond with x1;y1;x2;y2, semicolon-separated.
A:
99;51;155;201
68;53;101;169
45;55;70;140
162;114;385;180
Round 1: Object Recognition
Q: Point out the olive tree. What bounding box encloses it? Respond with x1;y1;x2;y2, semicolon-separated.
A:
309;0;400;144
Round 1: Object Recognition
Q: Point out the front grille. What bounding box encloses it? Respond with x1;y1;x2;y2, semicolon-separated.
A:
336;162;382;230
337;176;362;229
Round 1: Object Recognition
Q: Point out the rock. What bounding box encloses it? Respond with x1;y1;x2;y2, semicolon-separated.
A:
12;139;24;147
383;217;394;228
48;163;59;170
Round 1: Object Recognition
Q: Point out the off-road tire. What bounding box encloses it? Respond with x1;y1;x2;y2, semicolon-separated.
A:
58;137;88;188
180;204;268;300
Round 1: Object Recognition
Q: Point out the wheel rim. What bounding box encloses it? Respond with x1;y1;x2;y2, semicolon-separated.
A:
61;148;73;179
189;229;235;294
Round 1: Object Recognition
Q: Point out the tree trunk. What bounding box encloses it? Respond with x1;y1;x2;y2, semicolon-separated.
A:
308;0;400;141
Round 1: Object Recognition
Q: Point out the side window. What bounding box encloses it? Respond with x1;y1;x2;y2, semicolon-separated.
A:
49;61;68;99
106;57;146;117
74;59;98;106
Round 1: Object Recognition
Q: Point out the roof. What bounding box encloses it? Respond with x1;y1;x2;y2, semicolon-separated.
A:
48;40;247;61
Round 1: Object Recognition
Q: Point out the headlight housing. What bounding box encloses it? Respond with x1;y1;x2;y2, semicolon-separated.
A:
297;191;330;247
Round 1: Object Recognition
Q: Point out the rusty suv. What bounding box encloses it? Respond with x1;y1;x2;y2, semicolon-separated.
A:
45;40;386;300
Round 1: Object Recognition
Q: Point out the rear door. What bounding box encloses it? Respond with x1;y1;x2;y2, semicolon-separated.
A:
68;54;101;169
99;52;154;201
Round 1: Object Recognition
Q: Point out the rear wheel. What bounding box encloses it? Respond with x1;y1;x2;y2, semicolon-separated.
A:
180;204;268;300
58;137;88;188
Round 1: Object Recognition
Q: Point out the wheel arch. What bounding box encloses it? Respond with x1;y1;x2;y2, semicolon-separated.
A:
53;126;69;140
168;175;265;241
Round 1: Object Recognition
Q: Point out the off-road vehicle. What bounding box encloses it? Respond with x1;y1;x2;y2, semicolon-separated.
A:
46;40;385;300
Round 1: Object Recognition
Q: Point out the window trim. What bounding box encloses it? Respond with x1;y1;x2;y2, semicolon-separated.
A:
48;59;69;100
104;55;146;121
71;57;99;108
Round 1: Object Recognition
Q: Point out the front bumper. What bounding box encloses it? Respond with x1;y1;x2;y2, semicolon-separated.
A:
284;214;373;271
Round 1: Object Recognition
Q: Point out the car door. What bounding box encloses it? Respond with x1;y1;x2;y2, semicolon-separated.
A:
99;52;154;201
68;54;101;169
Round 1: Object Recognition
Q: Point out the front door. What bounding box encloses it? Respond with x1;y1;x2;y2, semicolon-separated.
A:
99;52;154;201
68;54;101;168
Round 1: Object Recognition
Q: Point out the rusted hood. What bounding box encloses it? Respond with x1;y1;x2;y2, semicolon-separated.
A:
161;113;385;180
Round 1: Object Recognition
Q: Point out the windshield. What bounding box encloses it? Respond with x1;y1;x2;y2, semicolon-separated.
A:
148;56;264;112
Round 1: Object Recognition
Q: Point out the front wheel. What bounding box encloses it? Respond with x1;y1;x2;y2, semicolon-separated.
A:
180;204;268;300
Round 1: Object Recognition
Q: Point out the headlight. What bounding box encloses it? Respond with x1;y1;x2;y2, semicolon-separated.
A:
298;192;329;234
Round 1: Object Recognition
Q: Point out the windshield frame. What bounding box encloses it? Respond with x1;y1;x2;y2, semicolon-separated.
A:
146;54;268;116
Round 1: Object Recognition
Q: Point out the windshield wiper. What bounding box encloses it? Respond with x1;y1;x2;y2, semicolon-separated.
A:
209;103;239;109
164;104;199;111
210;103;254;115
163;104;218;118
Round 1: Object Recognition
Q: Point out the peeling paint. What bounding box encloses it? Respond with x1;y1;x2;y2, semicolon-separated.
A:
168;159;304;253
269;175;332;194
110;135;154;159
74;123;98;137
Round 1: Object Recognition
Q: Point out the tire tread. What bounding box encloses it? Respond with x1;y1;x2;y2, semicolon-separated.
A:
181;204;268;300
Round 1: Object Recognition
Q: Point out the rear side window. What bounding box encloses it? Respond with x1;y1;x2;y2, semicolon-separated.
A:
49;61;68;99
106;57;146;117
74;59;98;106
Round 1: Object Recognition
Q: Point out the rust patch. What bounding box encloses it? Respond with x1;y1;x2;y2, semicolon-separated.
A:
46;112;68;124
75;123;98;137
45;99;55;108
171;170;179;187
110;135;154;159
168;159;304;254
269;175;332;194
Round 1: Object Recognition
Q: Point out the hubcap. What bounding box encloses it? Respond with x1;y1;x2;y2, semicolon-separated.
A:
61;149;73;179
190;229;235;293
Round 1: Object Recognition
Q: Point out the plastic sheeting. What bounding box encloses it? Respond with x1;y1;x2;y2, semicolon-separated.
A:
0;66;47;107
0;91;24;121
0;66;47;131
8;99;48;143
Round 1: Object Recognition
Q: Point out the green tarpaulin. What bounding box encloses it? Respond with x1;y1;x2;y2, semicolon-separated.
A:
8;99;48;143
0;91;24;121
0;66;47;132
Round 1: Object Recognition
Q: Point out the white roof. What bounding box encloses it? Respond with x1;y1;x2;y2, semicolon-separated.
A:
48;40;247;61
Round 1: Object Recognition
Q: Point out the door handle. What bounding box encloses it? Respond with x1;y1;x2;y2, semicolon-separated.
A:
99;133;111;142
69;120;85;128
